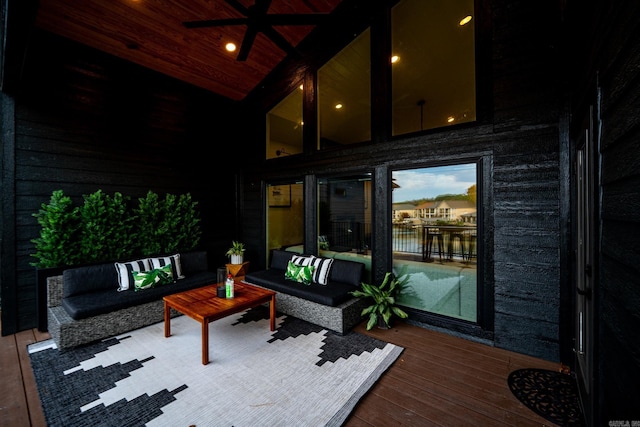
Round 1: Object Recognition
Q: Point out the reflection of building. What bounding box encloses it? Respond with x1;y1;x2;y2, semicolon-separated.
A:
415;200;476;222
460;211;477;225
415;200;476;221
392;202;418;221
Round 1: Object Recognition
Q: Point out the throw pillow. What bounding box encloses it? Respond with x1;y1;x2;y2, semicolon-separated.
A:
132;264;174;291
149;254;184;280
308;256;334;285
291;254;334;285
284;261;315;285
115;258;151;291
291;254;314;267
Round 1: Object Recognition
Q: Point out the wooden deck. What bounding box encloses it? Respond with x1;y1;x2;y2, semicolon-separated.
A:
1;316;560;426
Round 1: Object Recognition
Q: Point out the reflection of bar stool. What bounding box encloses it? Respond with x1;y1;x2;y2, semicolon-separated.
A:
449;232;465;260
425;229;444;262
465;233;477;263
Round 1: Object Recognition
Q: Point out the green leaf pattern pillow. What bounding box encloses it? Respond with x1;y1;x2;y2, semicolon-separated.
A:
132;263;173;291
285;261;315;285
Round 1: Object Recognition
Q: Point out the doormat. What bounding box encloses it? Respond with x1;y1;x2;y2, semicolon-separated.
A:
507;368;585;426
29;306;403;427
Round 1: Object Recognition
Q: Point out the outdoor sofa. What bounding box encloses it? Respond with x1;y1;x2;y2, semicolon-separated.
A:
47;251;217;350
243;249;369;334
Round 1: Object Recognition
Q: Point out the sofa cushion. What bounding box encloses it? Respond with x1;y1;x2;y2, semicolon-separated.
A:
62;270;218;320
328;258;364;287
179;251;209;275
63;263;120;298
245;269;357;307
270;249;295;270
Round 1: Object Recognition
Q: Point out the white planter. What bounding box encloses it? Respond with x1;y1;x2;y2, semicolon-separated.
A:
230;254;243;264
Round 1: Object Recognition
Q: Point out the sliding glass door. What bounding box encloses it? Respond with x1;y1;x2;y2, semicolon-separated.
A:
391;163;477;322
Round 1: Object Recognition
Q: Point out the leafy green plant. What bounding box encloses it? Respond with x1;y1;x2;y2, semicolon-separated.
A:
165;192;202;253
78;190;136;263
225;240;245;257
133;191;202;256
31;189;202;268
31;190;81;268
351;271;409;330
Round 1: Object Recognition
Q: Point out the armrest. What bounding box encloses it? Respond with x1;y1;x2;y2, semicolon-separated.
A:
47;275;64;307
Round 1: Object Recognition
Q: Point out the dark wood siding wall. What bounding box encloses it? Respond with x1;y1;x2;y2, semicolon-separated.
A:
573;1;640;423
240;1;565;362
1;31;241;334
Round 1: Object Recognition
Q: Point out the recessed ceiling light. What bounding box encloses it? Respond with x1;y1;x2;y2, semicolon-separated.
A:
447;116;455;123
459;15;472;26
225;42;237;52
335;103;343;109
391;55;400;64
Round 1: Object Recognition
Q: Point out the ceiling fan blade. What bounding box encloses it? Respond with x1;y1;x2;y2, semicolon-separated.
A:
262;13;330;26
183;18;248;28
237;26;259;61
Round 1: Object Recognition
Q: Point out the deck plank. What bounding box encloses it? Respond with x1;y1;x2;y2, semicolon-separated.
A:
0;331;31;427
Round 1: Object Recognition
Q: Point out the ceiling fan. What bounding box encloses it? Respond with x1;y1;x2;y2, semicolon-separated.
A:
183;0;330;61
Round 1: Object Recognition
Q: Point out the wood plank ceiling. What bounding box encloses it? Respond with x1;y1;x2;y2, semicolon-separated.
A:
34;0;344;101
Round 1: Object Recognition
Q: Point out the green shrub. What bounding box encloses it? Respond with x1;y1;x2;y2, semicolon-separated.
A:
31;189;202;268
134;191;201;256
30;190;81;268
78;190;137;263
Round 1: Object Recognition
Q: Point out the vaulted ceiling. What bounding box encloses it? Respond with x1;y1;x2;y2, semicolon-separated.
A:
32;0;345;101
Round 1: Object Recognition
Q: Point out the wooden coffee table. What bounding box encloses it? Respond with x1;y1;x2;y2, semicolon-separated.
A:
163;281;276;365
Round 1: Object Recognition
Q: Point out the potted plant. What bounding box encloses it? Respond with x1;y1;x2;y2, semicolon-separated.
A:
226;240;246;264
351;271;409;330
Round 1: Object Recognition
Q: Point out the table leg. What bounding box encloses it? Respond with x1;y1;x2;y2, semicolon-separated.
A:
269;294;276;331
202;320;209;365
164;302;171;337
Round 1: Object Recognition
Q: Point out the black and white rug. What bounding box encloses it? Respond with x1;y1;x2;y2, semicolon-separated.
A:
29;307;403;427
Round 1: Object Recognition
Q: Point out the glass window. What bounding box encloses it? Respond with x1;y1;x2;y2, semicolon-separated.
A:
266;182;304;258
318;29;371;148
266;85;304;159
318;174;373;283
392;0;476;135
392;163;477;322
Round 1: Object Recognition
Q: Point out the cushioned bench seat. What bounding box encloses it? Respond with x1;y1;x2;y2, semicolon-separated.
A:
244;249;368;334
243;269;354;307
63;270;218;320
47;251;217;350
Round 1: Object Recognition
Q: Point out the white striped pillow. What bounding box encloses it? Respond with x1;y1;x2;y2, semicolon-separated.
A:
115;258;151;291
291;255;333;285
149;254;184;280
291;254;314;267
308;256;334;285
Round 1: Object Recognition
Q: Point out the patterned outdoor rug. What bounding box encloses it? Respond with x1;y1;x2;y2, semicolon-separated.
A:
29;306;402;427
508;368;585;426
